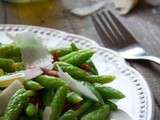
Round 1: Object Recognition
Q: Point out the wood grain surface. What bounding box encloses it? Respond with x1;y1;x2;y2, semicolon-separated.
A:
0;0;159;119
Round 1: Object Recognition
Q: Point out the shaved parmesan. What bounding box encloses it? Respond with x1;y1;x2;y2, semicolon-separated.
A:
57;66;99;102
43;106;52;120
0;80;24;115
0;73;25;88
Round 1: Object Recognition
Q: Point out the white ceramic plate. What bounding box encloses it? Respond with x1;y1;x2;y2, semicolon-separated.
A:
0;24;153;120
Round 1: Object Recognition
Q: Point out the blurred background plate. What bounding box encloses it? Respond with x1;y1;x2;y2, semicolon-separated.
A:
0;24;153;120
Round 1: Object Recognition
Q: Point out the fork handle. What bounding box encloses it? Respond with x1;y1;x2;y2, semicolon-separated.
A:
144;56;160;65
129;56;160;65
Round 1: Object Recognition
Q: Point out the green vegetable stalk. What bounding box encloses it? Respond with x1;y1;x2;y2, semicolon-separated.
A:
24;80;44;91
0;58;14;72
55;62;88;81
70;43;79;51
80;105;110;120
86;75;115;84
94;83;125;99
0;44;21;62
0;58;24;72
85;60;98;75
0;69;4;76
25;103;37;117
66;92;83;104
35;75;66;89
75;100;93;117
105;100;118;111
25;90;36;97
12;62;25;71
85;82;104;104
42;88;55;106
2;89;30;120
82;104;101;115
51;43;79;57
58;110;77;120
59;50;94;66
50;86;68;120
56;62;113;84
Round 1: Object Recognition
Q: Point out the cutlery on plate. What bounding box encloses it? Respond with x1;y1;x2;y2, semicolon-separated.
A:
92;10;160;65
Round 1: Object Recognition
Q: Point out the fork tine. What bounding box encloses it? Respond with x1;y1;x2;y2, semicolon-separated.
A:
101;11;126;44
91;15;115;48
96;13;119;45
107;10;137;43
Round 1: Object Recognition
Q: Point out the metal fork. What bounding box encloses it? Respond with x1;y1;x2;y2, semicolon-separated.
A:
92;10;160;64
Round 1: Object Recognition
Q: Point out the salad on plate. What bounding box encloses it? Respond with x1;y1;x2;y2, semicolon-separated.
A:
0;33;125;120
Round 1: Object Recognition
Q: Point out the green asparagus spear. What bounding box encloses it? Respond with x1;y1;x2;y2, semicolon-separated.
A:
24;80;44;91
55;62;88;80
94;83;125;99
59;50;94;66
0;58;24;72
3;89;30;120
75;100;93;117
70;43;79;51
56;62;114;84
81;103;101;115
12;62;25;71
42;88;55;106
80;105;110;120
59;50;88;62
50;86;68;120
51;43;79;57
86;75;115;84
67;92;83;104
35;75;66;89
85;82;104;104
0;69;4;76
25;103;37;117
25;90;36;97
0;44;21;62
0;58;14;72
85;60;98;75
105;100;118;111
52;48;72;57
58;110;77;120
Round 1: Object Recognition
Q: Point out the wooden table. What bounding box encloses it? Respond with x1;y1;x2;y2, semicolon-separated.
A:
0;0;159;119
